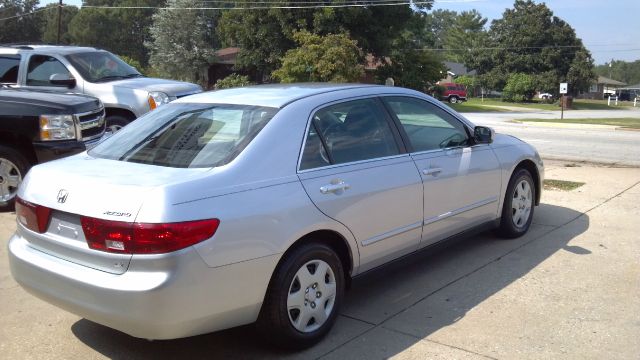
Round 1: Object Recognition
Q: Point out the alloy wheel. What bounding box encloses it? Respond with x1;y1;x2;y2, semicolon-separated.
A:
0;157;22;203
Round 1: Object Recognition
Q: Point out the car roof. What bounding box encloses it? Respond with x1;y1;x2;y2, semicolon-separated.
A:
0;45;100;55
173;83;382;108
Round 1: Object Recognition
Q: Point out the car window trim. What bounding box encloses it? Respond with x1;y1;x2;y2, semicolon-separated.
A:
379;95;474;153
311;118;334;165
296;95;408;173
25;54;71;87
298;153;412;175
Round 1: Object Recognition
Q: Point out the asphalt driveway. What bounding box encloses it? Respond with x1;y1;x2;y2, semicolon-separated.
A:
1;160;638;359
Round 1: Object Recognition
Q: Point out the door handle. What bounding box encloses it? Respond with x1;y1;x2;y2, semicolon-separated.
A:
320;181;350;194
422;167;443;176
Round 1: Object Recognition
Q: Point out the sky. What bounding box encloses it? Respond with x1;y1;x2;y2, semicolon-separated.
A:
41;0;640;65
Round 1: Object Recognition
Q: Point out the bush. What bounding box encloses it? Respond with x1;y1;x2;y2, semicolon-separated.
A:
429;84;445;99
214;74;253;89
502;73;536;102
118;55;143;73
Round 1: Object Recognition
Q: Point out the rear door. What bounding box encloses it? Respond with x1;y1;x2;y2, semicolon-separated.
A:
298;98;423;272
381;96;501;247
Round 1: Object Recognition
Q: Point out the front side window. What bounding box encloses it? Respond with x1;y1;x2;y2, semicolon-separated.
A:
90;103;278;168
383;96;469;152
26;55;71;86
300;98;399;169
0;55;20;83
65;51;141;83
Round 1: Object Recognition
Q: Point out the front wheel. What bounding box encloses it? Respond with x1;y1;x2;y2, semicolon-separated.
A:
257;242;345;349
105;115;130;133
449;96;459;104
497;168;536;238
0;145;30;211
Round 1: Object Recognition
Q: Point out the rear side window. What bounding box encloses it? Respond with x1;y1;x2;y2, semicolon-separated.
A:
383;96;469;152
0;55;20;83
300;98;399;169
26;55;71;86
89;103;278;168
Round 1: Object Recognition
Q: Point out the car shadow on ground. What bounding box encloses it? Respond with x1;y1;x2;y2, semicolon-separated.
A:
71;203;588;359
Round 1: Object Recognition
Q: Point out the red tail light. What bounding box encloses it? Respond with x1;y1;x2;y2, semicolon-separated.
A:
80;217;220;254
16;197;51;233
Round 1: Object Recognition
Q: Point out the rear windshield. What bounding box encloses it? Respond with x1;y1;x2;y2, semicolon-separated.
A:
89;103;278;168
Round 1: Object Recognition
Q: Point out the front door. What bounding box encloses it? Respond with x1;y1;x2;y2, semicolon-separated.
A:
298;98;423;272
22;54;78;93
381;96;502;247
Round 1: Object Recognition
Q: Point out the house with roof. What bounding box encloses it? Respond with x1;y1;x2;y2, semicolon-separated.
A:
579;76;626;99
439;61;476;83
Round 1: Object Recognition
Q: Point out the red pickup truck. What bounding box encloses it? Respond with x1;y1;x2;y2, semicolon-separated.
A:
440;83;467;103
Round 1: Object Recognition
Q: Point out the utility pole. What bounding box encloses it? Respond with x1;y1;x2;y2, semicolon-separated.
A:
57;0;62;44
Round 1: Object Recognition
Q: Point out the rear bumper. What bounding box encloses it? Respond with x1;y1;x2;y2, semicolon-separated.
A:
8;233;279;340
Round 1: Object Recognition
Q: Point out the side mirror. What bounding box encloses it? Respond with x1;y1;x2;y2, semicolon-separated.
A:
474;126;494;144
49;73;76;88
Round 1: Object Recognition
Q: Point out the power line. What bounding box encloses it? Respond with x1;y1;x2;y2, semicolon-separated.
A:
416;45;640;52
0;0;479;22
78;3;431;10
0;6;56;22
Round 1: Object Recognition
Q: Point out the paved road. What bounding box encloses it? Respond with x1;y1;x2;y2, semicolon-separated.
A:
463;109;640;166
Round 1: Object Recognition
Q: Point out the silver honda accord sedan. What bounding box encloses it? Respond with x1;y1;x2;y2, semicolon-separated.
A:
8;84;543;348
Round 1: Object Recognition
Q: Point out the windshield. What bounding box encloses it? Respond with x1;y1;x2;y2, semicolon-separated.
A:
89;103;278;168
65;51;142;83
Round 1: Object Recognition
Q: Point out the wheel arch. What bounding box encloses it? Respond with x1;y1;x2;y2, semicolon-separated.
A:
514;159;541;205
0;131;36;165
273;230;355;289
104;107;137;123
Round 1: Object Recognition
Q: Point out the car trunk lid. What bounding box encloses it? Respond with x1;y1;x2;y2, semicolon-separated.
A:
17;154;210;274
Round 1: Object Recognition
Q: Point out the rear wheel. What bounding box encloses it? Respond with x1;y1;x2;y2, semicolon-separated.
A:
449;96;459;104
0;145;30;211
257;242;345;349
497;168;535;238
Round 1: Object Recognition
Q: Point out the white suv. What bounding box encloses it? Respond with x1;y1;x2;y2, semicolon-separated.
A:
0;45;202;131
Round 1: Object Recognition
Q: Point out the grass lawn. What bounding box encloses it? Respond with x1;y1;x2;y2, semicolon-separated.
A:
445;98;632;112
518;118;640;129
544;179;585;191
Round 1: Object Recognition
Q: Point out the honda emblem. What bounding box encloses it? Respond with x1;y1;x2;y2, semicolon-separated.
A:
57;189;69;204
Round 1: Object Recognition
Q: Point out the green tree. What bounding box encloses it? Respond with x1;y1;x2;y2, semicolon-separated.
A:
40;3;78;44
453;75;475;96
443;10;487;63
0;0;41;43
147;0;217;85
272;31;364;83
68;0;164;65
465;0;595;95
419;9;457;49
502;73;536;101
218;1;433;78
375;39;445;92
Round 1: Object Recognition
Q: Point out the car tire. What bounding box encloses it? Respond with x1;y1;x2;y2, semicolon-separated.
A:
257;242;345;349
449;96;459;104
496;168;536;239
0;145;31;211
105;115;130;133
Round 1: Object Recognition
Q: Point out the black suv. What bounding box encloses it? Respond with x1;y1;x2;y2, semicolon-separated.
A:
0;88;105;209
